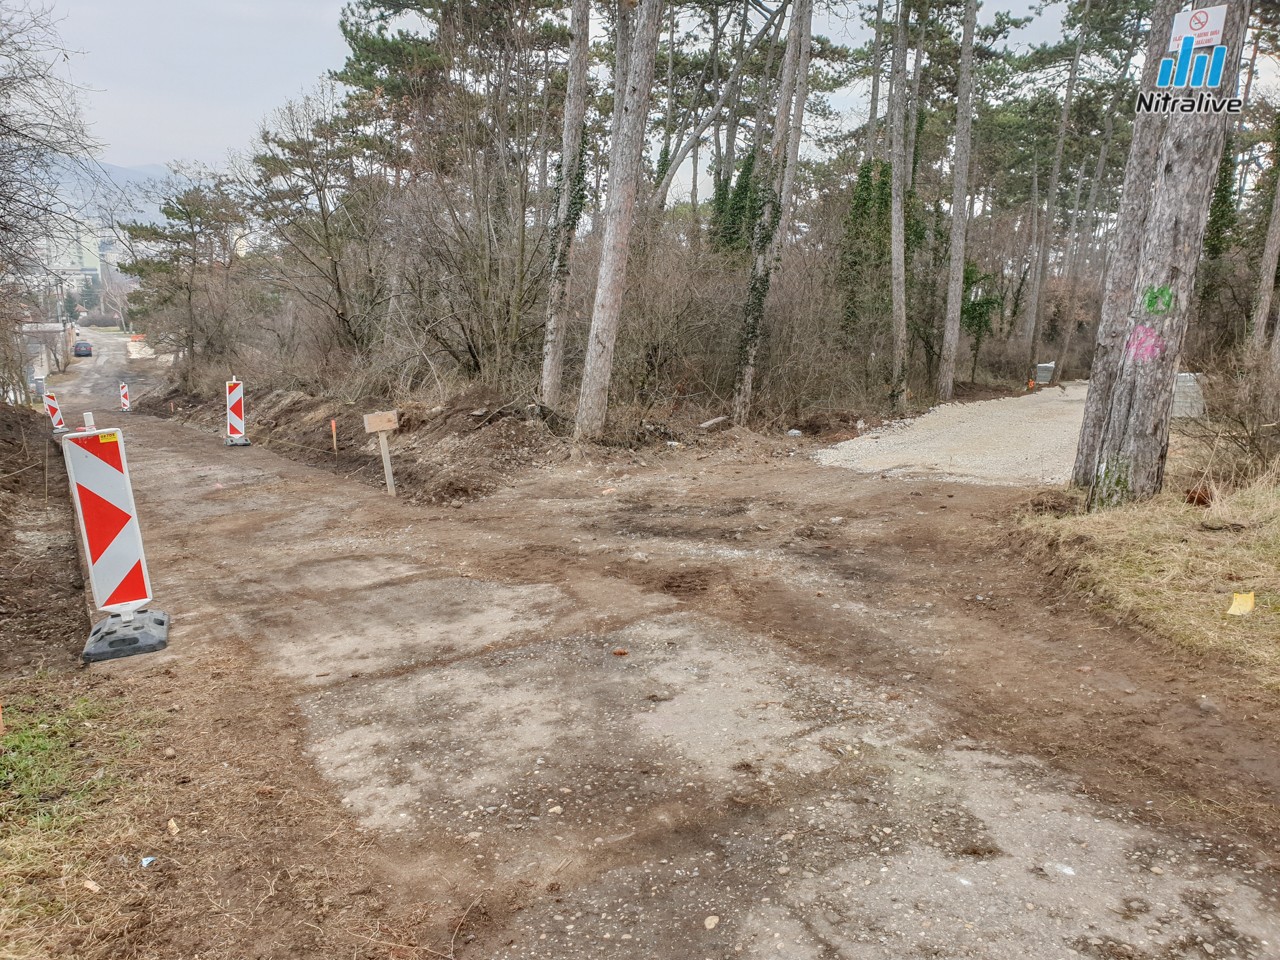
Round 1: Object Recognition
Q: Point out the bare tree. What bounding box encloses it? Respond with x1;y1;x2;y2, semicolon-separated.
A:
1024;0;1091;375
1249;165;1280;350
937;0;977;402
650;3;786;210
574;0;666;439
730;0;813;424
865;0;887;161
888;0;910;412
540;0;591;409
903;0;930;193
0;4;97;402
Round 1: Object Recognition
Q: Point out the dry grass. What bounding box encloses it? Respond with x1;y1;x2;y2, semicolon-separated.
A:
0;681;151;960
1022;469;1280;690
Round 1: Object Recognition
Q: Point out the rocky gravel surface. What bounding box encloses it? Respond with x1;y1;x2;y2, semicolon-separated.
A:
814;384;1088;485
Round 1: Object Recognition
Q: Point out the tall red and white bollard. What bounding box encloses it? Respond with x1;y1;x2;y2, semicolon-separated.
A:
62;412;169;662
43;392;68;434
119;382;131;413
225;377;251;446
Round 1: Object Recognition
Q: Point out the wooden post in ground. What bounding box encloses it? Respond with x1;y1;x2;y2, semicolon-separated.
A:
363;410;399;496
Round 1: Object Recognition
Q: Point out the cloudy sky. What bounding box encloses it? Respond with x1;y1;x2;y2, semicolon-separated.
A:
50;1;1064;171
51;0;351;168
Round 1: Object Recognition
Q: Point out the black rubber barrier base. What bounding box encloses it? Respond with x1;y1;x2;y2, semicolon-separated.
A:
83;609;170;663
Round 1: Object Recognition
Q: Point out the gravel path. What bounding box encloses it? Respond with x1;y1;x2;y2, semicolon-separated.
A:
815;383;1088;485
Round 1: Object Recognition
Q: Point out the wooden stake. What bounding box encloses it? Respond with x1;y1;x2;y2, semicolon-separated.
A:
331;418;338;454
377;431;395;496
363;409;399;496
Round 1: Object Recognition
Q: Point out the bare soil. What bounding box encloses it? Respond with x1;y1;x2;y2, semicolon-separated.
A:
0;403;87;673
4;332;1278;959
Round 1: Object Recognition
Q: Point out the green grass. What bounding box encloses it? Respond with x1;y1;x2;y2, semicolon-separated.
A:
3;696;108;821
0;691;130;958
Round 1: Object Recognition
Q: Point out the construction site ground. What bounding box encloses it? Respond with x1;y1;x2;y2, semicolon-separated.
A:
2;329;1278;960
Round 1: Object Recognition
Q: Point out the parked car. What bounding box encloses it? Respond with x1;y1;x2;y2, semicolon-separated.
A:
73;341;93;357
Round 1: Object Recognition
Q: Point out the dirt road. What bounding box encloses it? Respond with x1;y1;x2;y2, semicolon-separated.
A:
42;333;1280;958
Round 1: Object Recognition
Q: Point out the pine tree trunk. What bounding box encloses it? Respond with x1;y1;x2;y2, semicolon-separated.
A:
774;0;811;245
903;1;929;194
573;0;665;439
1236;20;1260;154
1272;298;1280;367
1072;0;1181;488
1024;0;1090;373
1249;167;1280;349
749;4;789;157
539;0;590;410
651;4;784;209
721;0;752;186
731;0;812;425
866;0;885;161
937;0;976;402
888;0;909;413
616;0;634;102
690;139;700;231
1049;165;1087;386
1084;0;1252;509
1076;98;1116;276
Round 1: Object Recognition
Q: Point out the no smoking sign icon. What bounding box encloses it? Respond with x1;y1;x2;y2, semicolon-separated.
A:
1189;10;1209;30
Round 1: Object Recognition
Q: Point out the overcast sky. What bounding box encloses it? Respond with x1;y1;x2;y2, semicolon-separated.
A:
51;0;351;168
49;1;1064;171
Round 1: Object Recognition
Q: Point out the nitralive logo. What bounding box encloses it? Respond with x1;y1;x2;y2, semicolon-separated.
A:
1136;34;1242;115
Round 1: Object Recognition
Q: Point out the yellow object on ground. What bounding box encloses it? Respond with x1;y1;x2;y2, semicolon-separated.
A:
1227;592;1255;616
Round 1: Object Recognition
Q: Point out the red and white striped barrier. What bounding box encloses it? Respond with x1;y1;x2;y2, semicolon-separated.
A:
62;427;153;616
119;382;131;412
225;378;250;445
43;392;66;431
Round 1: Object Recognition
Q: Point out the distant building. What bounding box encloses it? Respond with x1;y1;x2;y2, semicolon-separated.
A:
18;321;74;397
36;218;103;289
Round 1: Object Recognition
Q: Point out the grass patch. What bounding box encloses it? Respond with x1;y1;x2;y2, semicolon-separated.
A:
0;688;139;959
1021;470;1280;690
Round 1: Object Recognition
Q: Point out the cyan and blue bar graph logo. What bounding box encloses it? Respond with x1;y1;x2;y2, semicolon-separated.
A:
1136;29;1241;115
1156;35;1227;89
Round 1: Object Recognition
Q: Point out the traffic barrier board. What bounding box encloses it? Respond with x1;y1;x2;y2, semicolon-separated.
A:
225;378;250;446
120;382;131;412
43;392;66;430
62;427;153;616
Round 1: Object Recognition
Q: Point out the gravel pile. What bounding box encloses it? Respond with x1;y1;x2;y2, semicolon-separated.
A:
814;383;1088;486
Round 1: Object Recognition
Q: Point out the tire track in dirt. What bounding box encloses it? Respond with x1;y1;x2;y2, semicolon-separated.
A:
35;333;1280;959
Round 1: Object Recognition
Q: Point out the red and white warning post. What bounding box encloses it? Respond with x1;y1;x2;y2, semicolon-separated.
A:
62;424;169;661
43;392;66;431
225;377;251;446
